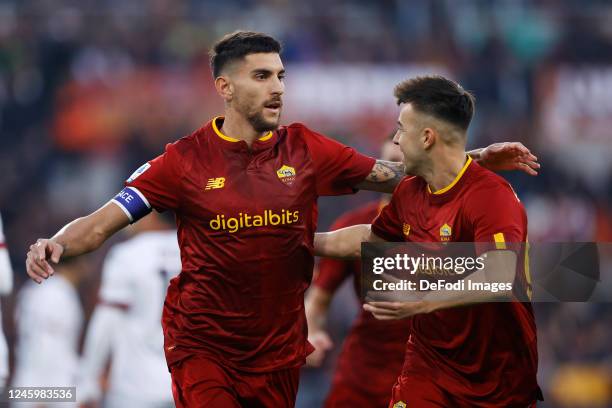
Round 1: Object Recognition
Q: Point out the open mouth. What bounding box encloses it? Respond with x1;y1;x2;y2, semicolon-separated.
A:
264;101;282;113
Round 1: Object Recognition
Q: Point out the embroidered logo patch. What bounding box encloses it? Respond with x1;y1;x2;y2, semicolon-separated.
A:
276;165;296;186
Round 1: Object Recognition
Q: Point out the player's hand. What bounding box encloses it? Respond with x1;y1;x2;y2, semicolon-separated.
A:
25;238;64;283
363;301;430;320
478;142;540;176
306;330;333;367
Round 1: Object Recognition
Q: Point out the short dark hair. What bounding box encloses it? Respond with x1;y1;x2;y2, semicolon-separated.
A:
393;75;475;130
209;31;282;78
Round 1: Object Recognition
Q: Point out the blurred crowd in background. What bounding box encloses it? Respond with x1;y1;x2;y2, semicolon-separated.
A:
0;0;611;407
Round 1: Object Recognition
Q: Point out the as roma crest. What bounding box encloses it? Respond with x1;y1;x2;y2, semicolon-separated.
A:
276;165;296;186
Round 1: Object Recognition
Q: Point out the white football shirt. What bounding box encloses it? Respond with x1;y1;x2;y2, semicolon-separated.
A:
79;230;180;405
12;274;83;389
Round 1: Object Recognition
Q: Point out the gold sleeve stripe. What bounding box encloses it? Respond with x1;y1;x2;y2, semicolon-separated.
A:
493;232;507;249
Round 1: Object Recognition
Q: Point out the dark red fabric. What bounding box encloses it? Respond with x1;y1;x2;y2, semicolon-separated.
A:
170;354;300;408
372;159;540;406
126;117;375;373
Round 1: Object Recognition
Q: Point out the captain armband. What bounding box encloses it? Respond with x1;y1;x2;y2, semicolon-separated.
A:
112;187;152;224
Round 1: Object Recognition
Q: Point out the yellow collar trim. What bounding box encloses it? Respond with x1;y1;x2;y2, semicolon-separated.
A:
427;156;472;195
212;116;273;142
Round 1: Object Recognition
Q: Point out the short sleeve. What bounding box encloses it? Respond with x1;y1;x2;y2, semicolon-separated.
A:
468;182;527;255
99;248;132;306
126;142;182;212
300;125;376;196
371;195;404;241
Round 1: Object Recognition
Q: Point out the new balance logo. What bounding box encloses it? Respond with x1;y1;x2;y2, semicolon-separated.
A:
205;177;225;190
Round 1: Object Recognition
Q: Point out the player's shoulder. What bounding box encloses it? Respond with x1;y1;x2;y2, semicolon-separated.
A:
164;126;205;157
281;122;329;141
283;122;310;133
463;163;524;215
468;162;519;197
159;120;219;162
394;175;422;195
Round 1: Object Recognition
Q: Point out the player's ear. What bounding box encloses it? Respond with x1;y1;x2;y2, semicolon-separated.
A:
214;76;233;102
422;127;436;150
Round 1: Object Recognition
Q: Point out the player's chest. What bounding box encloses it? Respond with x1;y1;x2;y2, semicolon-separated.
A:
399;197;473;243
180;148;316;217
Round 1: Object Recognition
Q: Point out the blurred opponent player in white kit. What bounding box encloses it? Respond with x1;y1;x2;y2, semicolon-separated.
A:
0;213;14;391
78;212;180;408
12;256;86;407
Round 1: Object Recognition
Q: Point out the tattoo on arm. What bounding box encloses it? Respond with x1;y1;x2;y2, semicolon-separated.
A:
356;160;405;193
357;150;482;194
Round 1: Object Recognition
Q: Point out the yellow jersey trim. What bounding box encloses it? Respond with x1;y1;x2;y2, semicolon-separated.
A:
493;232;507;249
258;131;273;141
212;116;273;142
428;156;473;195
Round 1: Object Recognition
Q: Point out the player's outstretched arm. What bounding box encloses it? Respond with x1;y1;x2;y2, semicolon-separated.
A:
356;142;540;193
26;202;130;283
314;224;385;259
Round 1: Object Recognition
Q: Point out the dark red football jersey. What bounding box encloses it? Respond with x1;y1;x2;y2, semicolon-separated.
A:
126;117;375;372
313;201;410;405
372;157;540;406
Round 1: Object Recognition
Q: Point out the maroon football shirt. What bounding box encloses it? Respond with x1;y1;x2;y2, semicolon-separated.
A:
126;117;375;372
313;201;410;405
372;157;540;406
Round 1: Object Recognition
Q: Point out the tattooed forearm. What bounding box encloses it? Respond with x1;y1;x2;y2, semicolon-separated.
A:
355;160;406;193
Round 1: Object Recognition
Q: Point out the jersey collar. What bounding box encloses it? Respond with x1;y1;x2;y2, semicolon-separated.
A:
427;156;472;195
427;156;474;204
212;116;273;143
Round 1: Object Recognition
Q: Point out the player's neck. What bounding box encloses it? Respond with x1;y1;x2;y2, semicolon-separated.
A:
221;110;267;147
424;149;468;193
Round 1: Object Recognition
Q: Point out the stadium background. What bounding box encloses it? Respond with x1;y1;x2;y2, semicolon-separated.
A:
0;0;611;407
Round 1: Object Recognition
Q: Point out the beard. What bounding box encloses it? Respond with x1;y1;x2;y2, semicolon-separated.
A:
247;109;280;133
233;91;282;133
